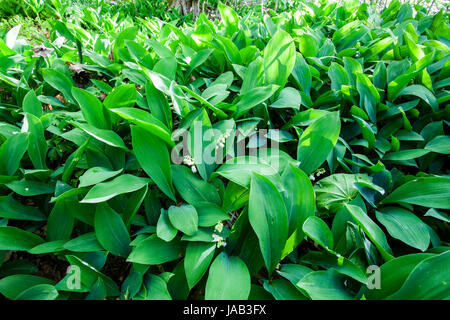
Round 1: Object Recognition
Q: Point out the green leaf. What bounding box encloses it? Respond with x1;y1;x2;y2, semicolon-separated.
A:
23;113;47;169
0;195;45;221
218;2;239;36
157;210;178;242
297;112;341;174
141;274;172;300
301;251;367;284
132;126;175;201
0;227;44;251
281;165;315;256
22;90;42;118
398;85;438;111
168;204;198;236
345;204;393;261
270;87;301;109
42;68;75;104
376;207;430;252
291;52;312;96
184;242;215;289
382;177;450;209
263;279;307;300
297;270;352;300
56;255;119;296
112;108;173;146
383;149;431;161
0;132;28;176
171;165;221;206
95;203;131;257
72;87;110;129
356;73;380;123
387;251;450;299
127;235;183;265
47;200;75;241
146;81;172;129
425;135;450;154
0;275;54;299
15;284;58;300
365;253;434;299
5;179;54;196
78;167;123;188
28;240;66;254
214;156;278;188
72;121;127;150
81;174;148;203
205;252;251;300
103;84;137;109
302;216;334;251
235;85;279;117
195;202;229;227
264;29;296;89
63;233;103;252
249;173;288;275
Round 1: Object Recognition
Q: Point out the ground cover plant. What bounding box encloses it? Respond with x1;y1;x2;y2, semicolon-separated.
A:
0;0;449;300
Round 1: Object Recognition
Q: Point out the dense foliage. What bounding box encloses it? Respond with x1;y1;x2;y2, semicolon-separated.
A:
0;0;449;300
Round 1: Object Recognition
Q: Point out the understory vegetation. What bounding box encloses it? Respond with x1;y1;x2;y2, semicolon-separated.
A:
0;0;449;300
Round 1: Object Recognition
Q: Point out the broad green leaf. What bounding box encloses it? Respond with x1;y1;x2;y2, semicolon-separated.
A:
112;108;173;146
73;122;127;150
376;207;430;251
249;173;288;275
81;174;148;203
195;202;229;227
387;251;450;300
0;227;44;251
28;240;66;254
264;29;296;89
345;204;393;261
218;2;239;36
157;210;177;242
103;84;137;109
214;156;278;188
184;242;215;289
297;270;352;300
23;113;47;169
78;167;123;188
297;112;341;174
171;165;221;206
0;195;46;221
302;216;334;251
425;135;450;154
56;255;119;296
0;275;54;299
235;85;279;117
365;253;434;299
140;274;172;300
63;233;103;252
95;203;131;257
205;252;251;300
42;68;75;104
382;177;450;209
127;235;183;265
398;85;438;111
270;87;301;109
132;126;175;201
22;90;42;118
0;132;28;176
168;204;198;236
15;284;58;300
263;279;307;300
72;87;110;129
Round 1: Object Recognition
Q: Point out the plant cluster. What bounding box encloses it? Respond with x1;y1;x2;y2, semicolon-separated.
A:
0;0;449;300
